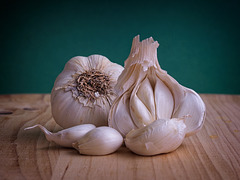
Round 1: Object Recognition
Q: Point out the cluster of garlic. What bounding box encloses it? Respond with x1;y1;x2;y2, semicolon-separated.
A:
25;35;205;156
25;124;123;155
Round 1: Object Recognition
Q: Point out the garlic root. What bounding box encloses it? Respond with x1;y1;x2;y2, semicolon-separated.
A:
51;55;124;128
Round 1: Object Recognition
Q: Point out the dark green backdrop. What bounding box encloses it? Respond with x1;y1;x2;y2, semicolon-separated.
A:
1;0;240;94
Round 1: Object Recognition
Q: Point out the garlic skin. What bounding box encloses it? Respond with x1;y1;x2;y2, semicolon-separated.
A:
24;124;96;147
51;55;124;128
125;118;186;156
108;35;206;137
72;126;123;155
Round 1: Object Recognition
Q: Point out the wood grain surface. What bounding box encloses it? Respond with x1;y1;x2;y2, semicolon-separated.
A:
0;94;239;180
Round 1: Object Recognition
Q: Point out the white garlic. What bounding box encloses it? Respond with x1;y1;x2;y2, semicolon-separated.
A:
24;124;96;147
125;118;186;156
51;55;124;128
72;126;123;155
108;35;206;137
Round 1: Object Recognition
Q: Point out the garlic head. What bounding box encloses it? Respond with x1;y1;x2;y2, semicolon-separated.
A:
51;55;124;128
108;35;206;137
125;118;186;156
72;126;123;155
24;124;96;147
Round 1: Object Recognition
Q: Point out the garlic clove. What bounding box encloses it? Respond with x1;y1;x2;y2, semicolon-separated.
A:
108;90;138;136
125;118;186;156
72;126;123;156
172;87;206;136
24;124;96;147
114;64;146;97
154;78;174;119
136;77;156;120
130;85;154;127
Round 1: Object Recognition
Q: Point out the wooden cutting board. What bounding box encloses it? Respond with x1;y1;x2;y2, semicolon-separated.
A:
0;94;239;180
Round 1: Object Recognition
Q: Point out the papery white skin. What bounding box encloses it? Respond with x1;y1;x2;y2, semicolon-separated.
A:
72;126;123;156
125;118;186;156
108;35;206;137
51;55;124;128
24;124;96;147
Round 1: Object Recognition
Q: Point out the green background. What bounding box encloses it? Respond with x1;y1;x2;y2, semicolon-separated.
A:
1;0;240;94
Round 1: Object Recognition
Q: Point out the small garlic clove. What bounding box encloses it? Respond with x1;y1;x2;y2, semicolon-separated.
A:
72;126;123;156
24;124;96;147
125;118;186;156
108;90;138;136
172;87;206;136
154;78;174;119
130;85;155;127
136;77;156;120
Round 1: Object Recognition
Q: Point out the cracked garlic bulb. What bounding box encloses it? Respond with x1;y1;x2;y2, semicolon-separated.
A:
51;55;124;128
108;35;206;137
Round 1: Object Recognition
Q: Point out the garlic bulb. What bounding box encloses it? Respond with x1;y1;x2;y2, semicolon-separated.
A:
51;55;124;128
72;126;123;155
108;35;206;137
125;118;186;156
24;124;96;147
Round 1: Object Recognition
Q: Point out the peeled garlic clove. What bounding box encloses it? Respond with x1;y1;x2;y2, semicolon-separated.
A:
24;124;96;147
51;55;124;128
72;126;123;155
125;118;186;156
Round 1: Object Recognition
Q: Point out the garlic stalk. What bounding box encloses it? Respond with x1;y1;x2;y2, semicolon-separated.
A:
125;118;186;156
72;126;123;155
24;124;96;147
51;55;124;128
108;35;206;137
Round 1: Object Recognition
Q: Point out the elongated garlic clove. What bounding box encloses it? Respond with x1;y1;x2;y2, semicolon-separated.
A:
125;118;186;156
72;126;123;155
24;124;96;147
108;90;138;136
136;77;156;119
130;88;154;127
154;78;174;119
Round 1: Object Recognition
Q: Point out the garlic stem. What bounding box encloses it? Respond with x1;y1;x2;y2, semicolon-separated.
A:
24;124;53;142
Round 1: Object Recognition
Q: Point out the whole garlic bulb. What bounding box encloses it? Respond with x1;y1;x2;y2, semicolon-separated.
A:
108;35;206;137
51;55;124;128
24;124;96;147
72;126;123;155
125;118;186;156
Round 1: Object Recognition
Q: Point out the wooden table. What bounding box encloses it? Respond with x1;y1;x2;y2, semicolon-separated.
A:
0;94;239;180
